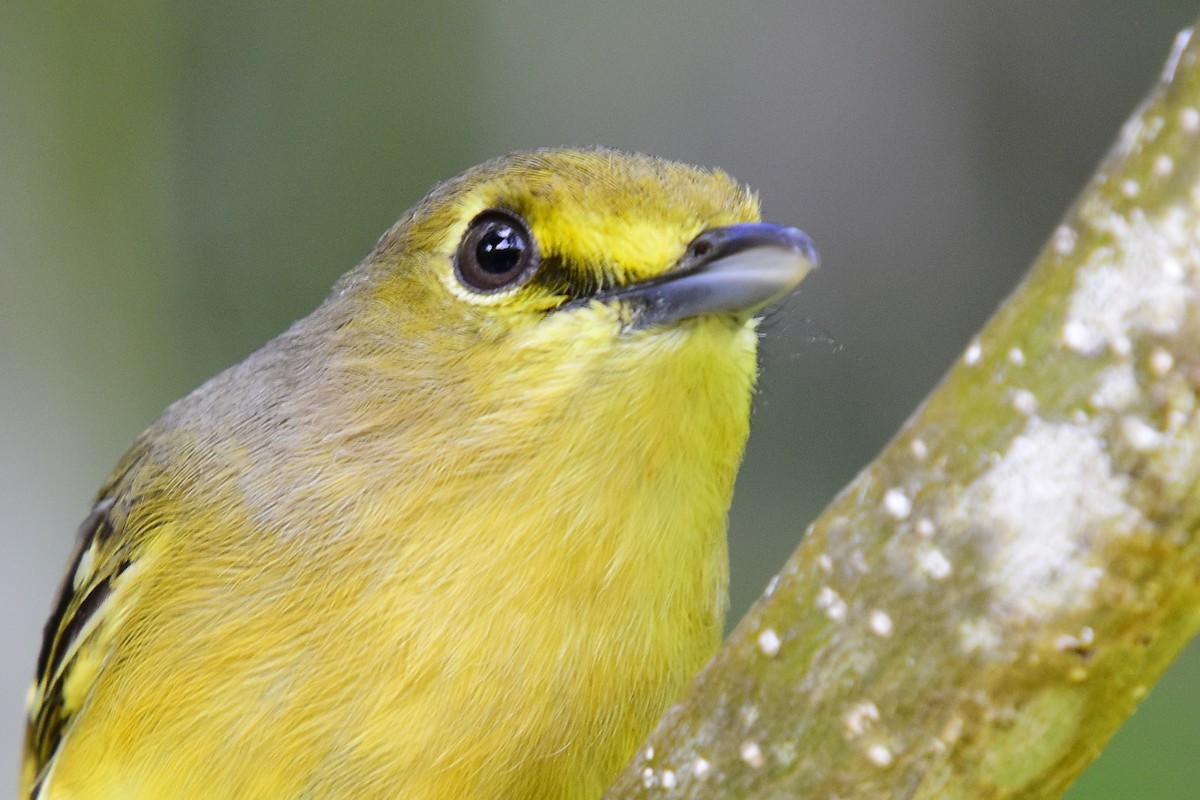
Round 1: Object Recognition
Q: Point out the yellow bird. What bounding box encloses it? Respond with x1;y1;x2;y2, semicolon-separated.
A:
23;148;817;799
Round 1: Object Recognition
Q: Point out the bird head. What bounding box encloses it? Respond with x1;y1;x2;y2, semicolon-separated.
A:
346;148;816;352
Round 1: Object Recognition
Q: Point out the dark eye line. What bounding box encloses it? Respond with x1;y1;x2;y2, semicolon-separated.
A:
528;253;611;306
454;205;624;307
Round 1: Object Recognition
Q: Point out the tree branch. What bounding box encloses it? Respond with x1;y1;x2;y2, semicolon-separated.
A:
607;22;1200;800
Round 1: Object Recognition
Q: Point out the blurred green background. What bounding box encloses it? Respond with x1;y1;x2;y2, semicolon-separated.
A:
3;1;1198;796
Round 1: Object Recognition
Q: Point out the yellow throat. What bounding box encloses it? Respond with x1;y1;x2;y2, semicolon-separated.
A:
25;148;817;799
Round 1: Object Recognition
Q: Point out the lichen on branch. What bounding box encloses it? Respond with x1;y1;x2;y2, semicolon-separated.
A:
607;23;1200;800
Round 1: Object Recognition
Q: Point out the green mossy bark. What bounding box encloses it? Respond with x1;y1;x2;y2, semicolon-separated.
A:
607;24;1200;800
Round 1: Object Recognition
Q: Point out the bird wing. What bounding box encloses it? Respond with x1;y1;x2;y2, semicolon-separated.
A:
23;450;157;798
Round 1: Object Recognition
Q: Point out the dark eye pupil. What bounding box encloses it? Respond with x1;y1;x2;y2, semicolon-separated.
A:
456;209;539;292
477;225;525;274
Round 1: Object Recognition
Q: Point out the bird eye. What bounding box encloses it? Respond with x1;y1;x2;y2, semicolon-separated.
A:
455;210;540;292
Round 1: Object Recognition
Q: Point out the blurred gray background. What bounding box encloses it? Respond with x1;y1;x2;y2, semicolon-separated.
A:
3;2;1197;797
